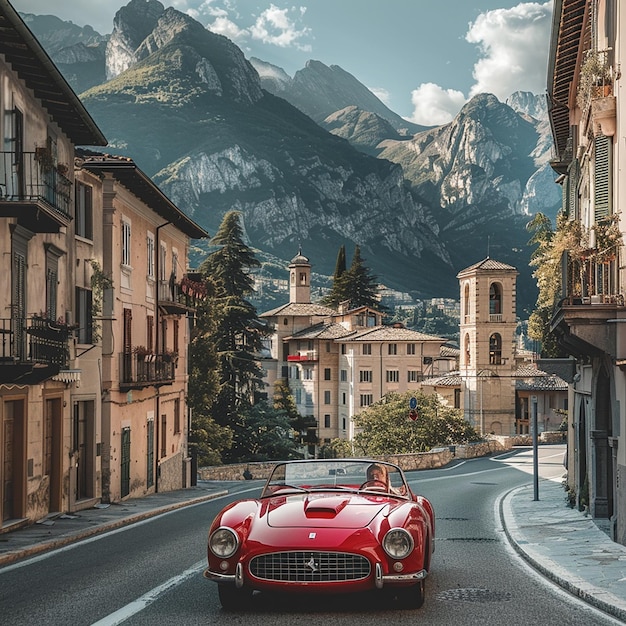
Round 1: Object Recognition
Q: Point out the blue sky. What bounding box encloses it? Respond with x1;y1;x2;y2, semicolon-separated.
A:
11;1;553;125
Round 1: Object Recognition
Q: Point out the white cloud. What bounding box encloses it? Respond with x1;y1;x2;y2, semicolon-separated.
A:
407;2;552;126
207;16;249;41
369;87;391;106
466;1;552;100
408;83;467;126
249;4;311;51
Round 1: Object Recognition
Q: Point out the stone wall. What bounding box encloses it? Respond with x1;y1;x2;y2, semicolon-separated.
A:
197;435;568;482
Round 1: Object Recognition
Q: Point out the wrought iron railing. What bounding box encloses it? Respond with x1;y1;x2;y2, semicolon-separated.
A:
0;316;70;367
157;275;207;309
0;151;72;218
119;350;176;388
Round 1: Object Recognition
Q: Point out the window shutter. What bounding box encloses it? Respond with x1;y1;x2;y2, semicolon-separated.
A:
594;135;612;220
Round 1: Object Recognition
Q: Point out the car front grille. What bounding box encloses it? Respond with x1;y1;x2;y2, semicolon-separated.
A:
249;551;371;583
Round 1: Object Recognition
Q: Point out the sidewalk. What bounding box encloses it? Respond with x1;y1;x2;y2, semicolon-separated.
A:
501;478;626;623
2;476;626;623
0;481;230;567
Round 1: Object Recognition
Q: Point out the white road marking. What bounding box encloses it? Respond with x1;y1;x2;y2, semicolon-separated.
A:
89;561;206;626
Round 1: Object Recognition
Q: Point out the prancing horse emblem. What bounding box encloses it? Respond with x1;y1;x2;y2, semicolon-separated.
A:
306;555;320;572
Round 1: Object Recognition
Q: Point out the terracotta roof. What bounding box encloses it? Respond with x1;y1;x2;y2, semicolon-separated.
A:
77;150;208;239
286;322;352;341
422;372;462;387
260;302;336;318
440;345;460;357
342;326;446;342
457;257;518;277
514;364;568;391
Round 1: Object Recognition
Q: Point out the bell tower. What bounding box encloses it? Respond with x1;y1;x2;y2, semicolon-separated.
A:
289;249;311;304
457;258;519;435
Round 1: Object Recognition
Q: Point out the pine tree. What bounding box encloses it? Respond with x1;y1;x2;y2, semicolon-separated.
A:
320;245;347;308
341;245;381;310
197;211;266;459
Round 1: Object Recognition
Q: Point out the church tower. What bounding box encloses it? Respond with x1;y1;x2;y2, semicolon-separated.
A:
289;249;311;304
457;258;519;435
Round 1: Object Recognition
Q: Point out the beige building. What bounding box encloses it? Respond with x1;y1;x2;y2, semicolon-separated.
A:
548;0;626;542
458;258;519;435
260;251;454;450
0;1;107;527
77;152;207;502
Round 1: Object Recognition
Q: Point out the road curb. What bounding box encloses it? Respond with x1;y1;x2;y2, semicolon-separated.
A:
0;490;228;567
499;485;626;624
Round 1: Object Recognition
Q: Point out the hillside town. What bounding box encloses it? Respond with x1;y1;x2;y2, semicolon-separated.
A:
0;0;625;576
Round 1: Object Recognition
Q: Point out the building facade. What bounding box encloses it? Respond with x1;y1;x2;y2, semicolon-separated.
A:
548;0;626;542
77;152;207;502
0;0;107;527
260;251;455;450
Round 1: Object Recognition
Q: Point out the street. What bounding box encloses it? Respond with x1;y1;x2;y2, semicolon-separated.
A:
0;445;619;625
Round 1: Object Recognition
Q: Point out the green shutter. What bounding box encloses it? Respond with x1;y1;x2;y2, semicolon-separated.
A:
594;135;612;220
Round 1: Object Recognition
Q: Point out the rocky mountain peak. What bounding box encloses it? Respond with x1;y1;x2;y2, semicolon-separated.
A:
106;0;165;79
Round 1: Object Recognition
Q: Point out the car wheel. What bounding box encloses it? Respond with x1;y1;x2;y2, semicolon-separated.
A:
217;584;253;611
395;579;425;609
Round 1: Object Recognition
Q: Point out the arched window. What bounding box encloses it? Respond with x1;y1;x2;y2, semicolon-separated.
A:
489;333;502;365
489;283;502;317
464;333;471;366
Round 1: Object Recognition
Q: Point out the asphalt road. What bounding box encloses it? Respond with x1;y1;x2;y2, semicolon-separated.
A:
0;446;620;625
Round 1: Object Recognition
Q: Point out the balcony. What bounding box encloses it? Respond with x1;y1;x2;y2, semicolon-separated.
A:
0;151;72;233
551;249;625;358
158;274;208;315
119;349;176;390
287;351;318;362
0;316;71;384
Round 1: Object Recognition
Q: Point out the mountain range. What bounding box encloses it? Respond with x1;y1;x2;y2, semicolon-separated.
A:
21;0;560;313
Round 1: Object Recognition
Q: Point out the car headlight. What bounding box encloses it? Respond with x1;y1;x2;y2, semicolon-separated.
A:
209;527;239;558
382;528;414;559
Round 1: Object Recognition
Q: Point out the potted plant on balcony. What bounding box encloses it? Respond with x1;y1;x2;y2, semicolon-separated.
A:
577;48;614;110
592;214;622;262
133;345;155;362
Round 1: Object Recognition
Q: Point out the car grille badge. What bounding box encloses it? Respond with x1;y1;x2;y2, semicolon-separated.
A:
306;555;320;573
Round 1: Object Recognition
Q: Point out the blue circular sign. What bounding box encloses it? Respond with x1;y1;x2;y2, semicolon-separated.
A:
409;396;417;410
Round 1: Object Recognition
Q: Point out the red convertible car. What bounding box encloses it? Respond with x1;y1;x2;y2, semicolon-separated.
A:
204;459;435;610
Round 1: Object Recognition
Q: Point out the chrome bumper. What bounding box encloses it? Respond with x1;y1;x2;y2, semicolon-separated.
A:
375;563;427;589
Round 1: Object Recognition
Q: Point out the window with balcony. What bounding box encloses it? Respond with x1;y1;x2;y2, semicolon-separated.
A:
489;283;502;320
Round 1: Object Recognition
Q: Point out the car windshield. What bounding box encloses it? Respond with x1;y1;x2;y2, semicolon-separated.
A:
261;459;409;498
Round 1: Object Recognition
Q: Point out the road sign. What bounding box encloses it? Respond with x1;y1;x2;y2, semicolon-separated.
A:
409;409;418;421
409;396;417;410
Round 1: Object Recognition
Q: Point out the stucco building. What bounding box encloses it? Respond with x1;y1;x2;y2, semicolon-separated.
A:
260;252;456;450
0;1;107;527
547;0;626;543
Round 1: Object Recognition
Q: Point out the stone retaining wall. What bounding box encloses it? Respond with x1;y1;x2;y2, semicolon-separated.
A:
197;435;551;481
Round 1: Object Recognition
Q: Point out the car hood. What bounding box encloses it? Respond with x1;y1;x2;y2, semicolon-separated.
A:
266;493;389;529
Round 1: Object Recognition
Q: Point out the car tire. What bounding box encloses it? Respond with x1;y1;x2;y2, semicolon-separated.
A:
395;579;425;609
217;584;253;611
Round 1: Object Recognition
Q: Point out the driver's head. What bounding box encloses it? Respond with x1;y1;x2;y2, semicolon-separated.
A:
367;463;388;482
